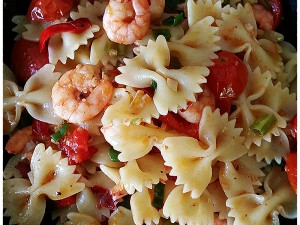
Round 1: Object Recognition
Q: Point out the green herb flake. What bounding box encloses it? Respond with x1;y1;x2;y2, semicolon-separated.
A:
250;114;278;136
152;29;171;41
109;146;121;162
151;80;157;91
162;12;184;27
152;182;165;209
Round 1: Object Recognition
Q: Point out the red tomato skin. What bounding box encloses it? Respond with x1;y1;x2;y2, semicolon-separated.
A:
59;127;97;165
268;0;283;30
11;38;49;85
27;0;74;21
285;152;297;194
207;51;248;114
32;119;51;142
55;195;77;208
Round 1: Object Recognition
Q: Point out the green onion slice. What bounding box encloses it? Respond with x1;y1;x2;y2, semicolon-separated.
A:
152;29;171;41
152;182;165;209
250;114;277;136
162;12;184;27
109;146;121;162
51;123;70;142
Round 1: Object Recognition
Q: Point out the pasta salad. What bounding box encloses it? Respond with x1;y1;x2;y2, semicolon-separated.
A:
3;0;297;224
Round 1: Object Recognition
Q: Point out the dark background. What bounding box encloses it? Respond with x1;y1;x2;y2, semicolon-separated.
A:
3;0;297;224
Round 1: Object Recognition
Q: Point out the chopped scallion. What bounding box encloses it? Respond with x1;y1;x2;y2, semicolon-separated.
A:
162;12;184;27
51;123;70;142
152;29;171;41
151;80;157;91
109;146;121;162
152;182;165;209
250;114;277;136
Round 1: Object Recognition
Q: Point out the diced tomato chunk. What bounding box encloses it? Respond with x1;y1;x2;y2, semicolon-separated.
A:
32;119;51;142
285;152;297;194
59;127;97;164
91;185;117;210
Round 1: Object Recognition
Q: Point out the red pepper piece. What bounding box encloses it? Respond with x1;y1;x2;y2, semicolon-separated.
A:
39;18;92;52
55;195;77;208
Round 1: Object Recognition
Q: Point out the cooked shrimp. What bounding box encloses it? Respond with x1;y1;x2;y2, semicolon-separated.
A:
178;85;216;123
149;0;165;21
252;4;274;30
103;0;151;45
5;126;32;154
52;64;114;124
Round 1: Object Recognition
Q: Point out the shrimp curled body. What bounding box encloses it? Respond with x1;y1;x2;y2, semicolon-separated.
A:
178;85;216;124
52;65;113;123
103;0;151;45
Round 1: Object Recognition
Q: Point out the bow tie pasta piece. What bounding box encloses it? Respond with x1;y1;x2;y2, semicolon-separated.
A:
29;144;85;200
227;167;297;225
161;107;247;199
76;187;110;221
70;0;107;26
248;133;290;164
168;16;220;67
230;67;296;149
186;0;230;26
23;20;54;42
3;64;62;134
12;15;29;40
116;36;209;115
101;123;178;161
109;206;135;225
3;144;85;225
102;88;159;126
3;178;42;225
131;187;161;225
163;186;214;225
65;212;101;225
216;4;283;78
120;154;167;194
207;181;229;220
48;24;100;64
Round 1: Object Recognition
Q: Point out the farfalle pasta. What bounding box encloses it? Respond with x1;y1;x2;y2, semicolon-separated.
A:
3;0;297;224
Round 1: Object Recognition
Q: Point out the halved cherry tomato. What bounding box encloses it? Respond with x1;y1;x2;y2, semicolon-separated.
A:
59;127;97;165
27;0;74;21
207;51;248;114
285;152;297;194
159;112;199;140
10;38;49;85
267;0;283;30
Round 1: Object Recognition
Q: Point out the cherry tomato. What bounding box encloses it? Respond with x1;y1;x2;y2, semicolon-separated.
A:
55;195;76;208
10;38;49;85
32;119;51;143
285;152;297;194
268;0;283;30
27;0;74;21
207;51;248;114
159;112;199;140
59;127;97;165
